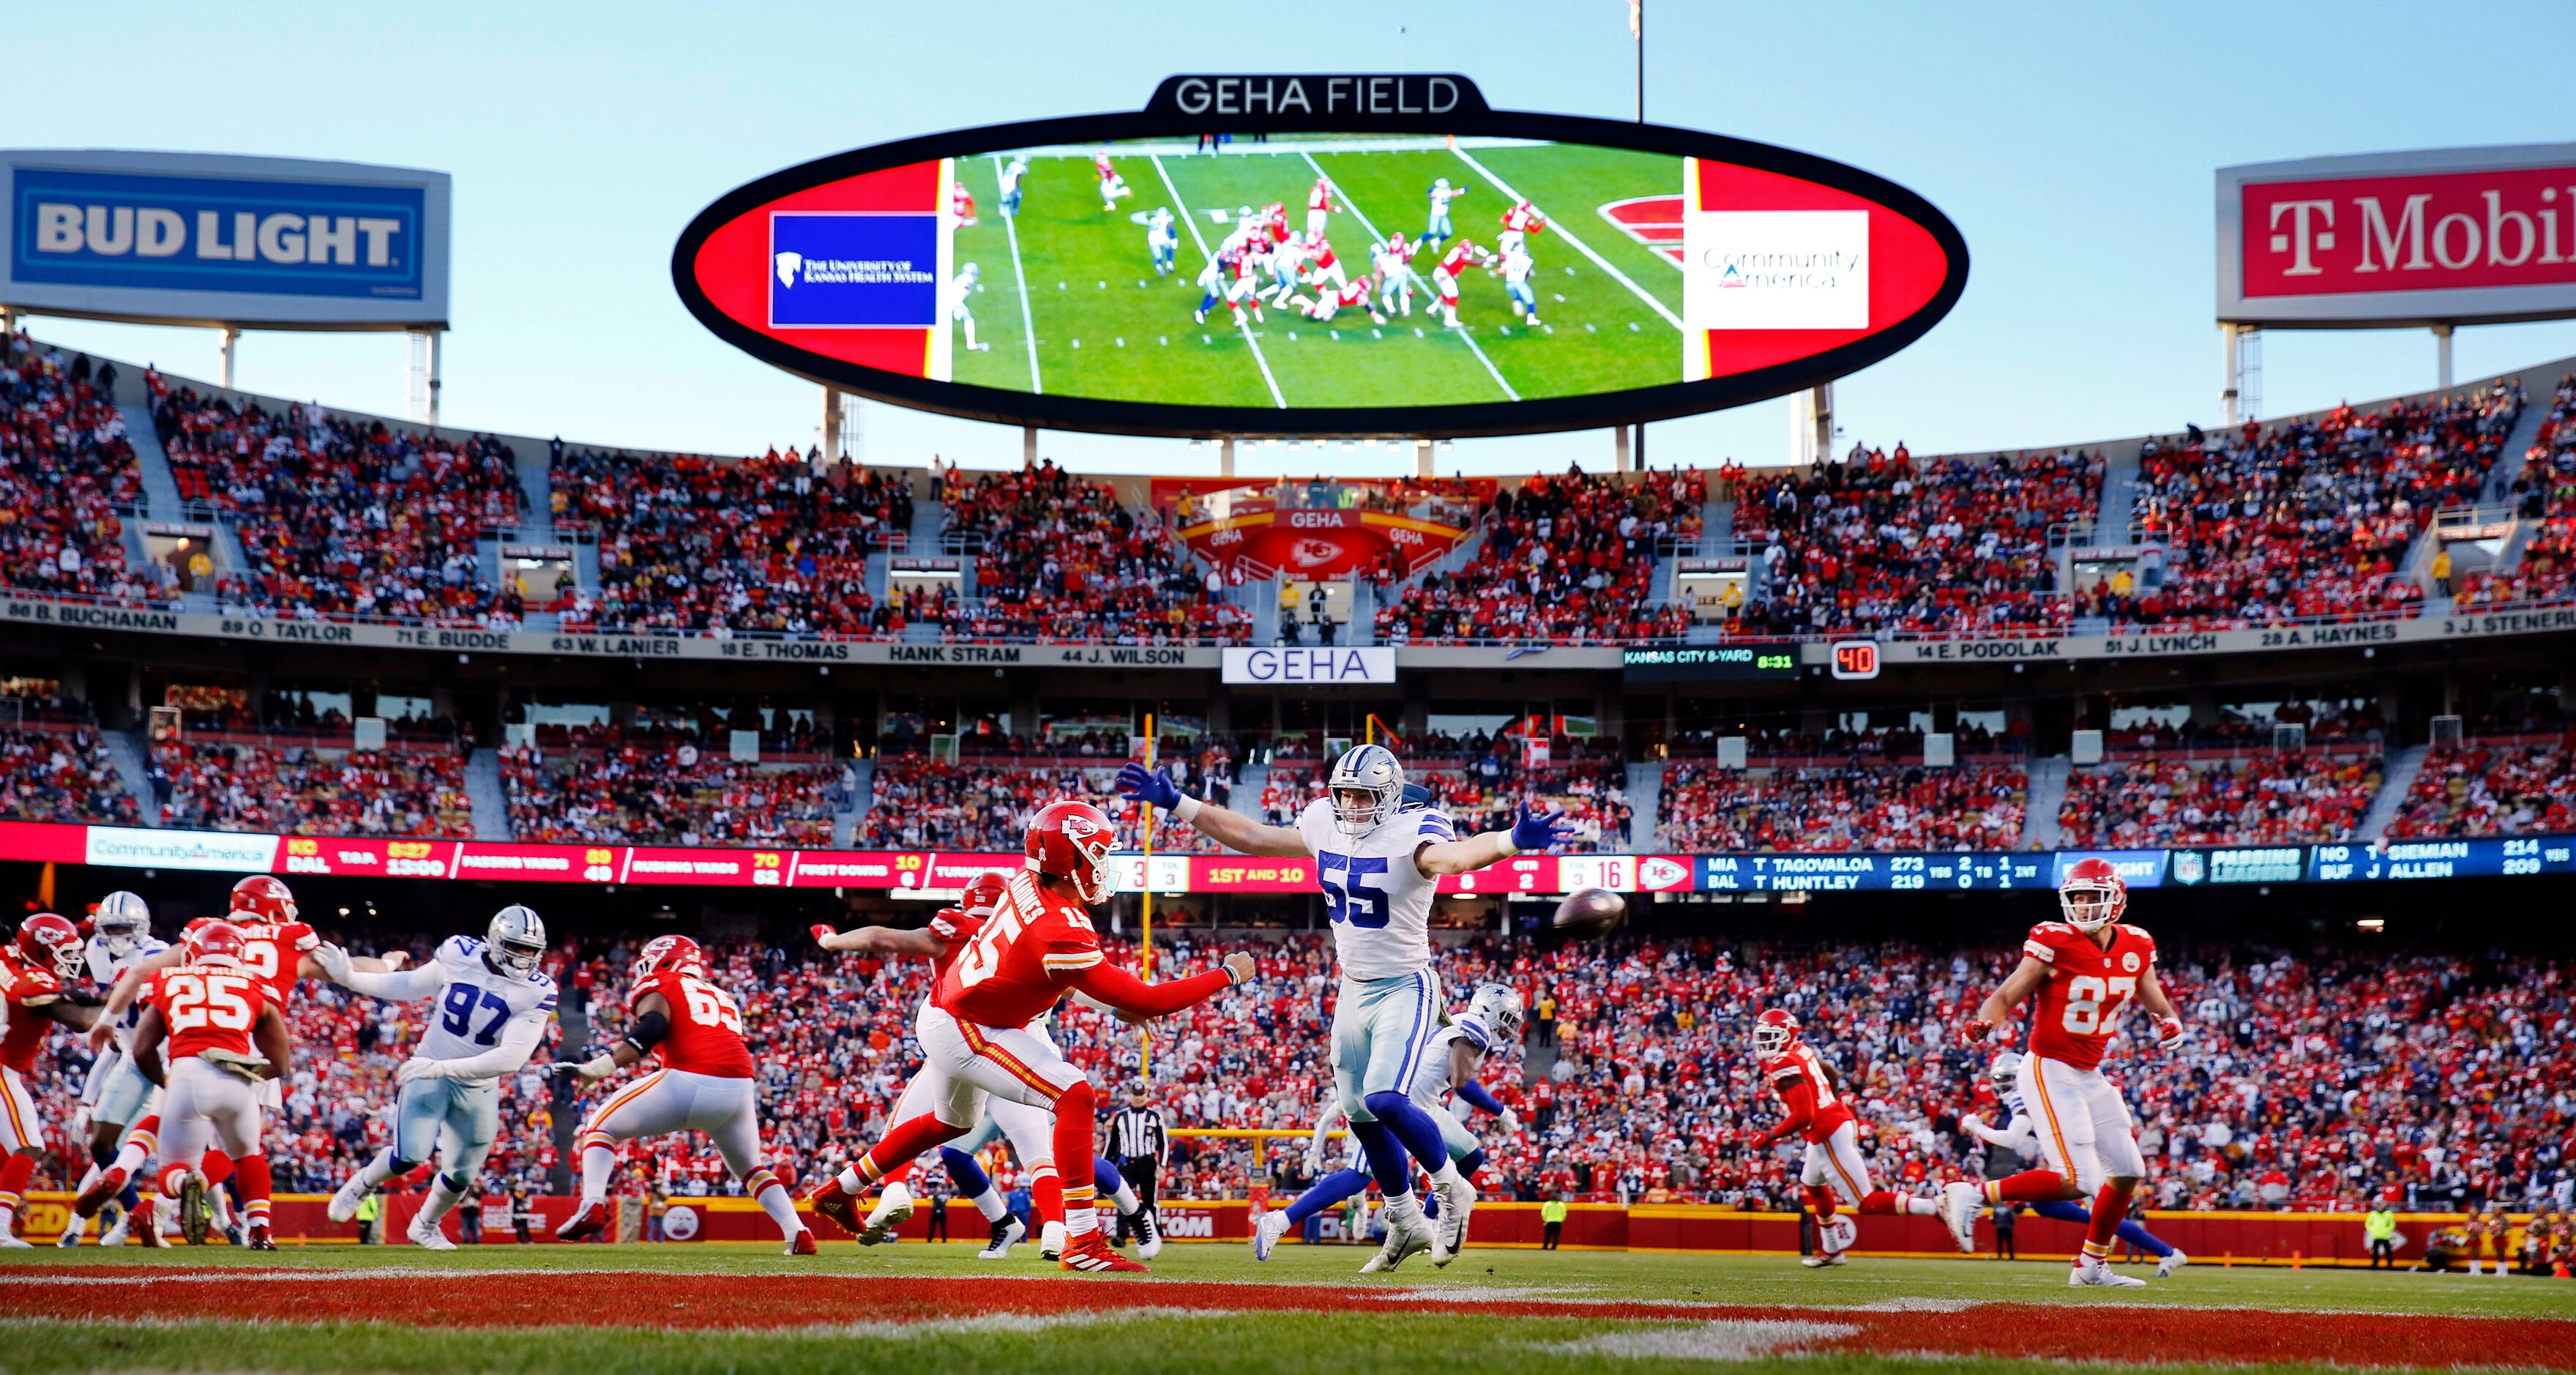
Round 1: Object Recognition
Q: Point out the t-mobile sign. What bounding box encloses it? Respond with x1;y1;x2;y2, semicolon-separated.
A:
2220;144;2576;327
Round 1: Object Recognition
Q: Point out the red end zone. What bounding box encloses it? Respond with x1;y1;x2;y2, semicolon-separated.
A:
2;1271;2569;1368
1599;195;1684;264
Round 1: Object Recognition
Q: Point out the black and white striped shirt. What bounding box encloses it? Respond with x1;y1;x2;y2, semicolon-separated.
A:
1108;1105;1167;1164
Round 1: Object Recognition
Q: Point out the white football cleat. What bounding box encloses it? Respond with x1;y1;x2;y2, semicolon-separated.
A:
326;1176;368;1224
1038;1220;1066;1260
977;1215;1026;1259
1250;1209;1290;1262
2070;1257;2148;1288
1132;1207;1162;1262
0;1229;30;1249
1359;1212;1435;1274
2157;1248;2189;1278
54;1217;83;1248
1938;1182;1981;1253
855;1181;911;1246
1430;1174;1477;1266
1800;1253;1833;1268
408;1211;458;1252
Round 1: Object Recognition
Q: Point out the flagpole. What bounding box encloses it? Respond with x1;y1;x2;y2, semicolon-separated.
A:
1138;712;1156;1084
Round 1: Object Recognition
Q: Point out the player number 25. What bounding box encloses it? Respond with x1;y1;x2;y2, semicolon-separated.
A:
2061;975;2137;1035
165;972;255;1033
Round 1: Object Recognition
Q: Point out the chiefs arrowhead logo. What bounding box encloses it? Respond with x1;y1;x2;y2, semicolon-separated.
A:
1060;813;1113;856
1640;857;1689;890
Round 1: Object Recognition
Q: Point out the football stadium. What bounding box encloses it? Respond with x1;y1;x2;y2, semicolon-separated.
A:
1;9;2574;1375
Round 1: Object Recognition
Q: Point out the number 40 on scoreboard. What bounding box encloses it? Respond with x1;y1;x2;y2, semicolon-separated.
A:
1830;641;1881;681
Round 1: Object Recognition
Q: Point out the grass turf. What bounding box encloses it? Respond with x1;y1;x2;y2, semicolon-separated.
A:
4;1242;2569;1374
945;138;1684;409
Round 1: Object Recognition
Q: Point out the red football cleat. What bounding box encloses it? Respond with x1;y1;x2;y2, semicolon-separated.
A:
556;1201;608;1242
787;1229;818;1256
805;1179;862;1237
1059;1232;1148;1273
245;1225;275;1252
74;1168;128;1219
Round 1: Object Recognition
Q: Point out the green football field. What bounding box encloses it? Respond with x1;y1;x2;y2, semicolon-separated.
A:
7;1242;2571;1375
946;137;1687;411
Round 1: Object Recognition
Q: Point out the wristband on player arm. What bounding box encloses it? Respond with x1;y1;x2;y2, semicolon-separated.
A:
621;1009;670;1056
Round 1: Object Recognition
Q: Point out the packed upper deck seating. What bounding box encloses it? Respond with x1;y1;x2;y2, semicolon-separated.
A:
0;336;155;605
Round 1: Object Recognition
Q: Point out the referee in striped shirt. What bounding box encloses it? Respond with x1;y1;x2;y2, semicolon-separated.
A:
1108;1081;1168;1248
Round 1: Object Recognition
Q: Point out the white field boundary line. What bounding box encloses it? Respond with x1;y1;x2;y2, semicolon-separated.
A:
1149;152;1287;409
993;155;1044;394
1449;146;1683;331
1597;194;1687;269
1301;150;1517;403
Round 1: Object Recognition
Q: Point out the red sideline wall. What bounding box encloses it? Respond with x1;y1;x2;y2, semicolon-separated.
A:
19;1193;2493;1264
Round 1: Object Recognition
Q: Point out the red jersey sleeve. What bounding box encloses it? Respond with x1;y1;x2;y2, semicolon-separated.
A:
2023;922;2079;965
1761;1052;1804;1087
1038;914;1103;980
2127;925;2159;965
282;921;319;954
7;964;62;1007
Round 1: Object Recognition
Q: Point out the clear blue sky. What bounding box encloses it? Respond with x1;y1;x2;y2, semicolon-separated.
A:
13;1;2575;476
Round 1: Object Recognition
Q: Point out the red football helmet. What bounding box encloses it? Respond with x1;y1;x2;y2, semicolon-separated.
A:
2057;857;2128;932
1752;1007;1801;1058
632;934;706;983
184;919;248;969
961;871;1012;919
1026;799;1118;905
15;912;83;979
229;874;298;923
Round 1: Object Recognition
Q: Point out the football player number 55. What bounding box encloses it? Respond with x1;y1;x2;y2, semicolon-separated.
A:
164;972;255;1033
2061;975;2136;1035
1318;853;1391;928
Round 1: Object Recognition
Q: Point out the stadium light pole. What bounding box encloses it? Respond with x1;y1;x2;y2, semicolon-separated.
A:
1629;0;1646;472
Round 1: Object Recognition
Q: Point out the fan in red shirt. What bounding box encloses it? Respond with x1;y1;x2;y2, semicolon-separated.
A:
556;933;814;1254
1749;1008;1949;1268
812;800;1252;1273
126;921;288;1249
0;913;97;1245
1954;857;2188;1289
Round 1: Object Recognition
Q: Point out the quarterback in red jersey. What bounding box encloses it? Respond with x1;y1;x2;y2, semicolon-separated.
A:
818;800;1251;1273
127;921;288;1249
557;934;814;1254
1954;857;2187;1288
1430;239;1493;327
1750;1009;1949;1267
0;914;98;1244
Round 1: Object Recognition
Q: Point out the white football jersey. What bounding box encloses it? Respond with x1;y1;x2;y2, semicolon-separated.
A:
414;935;559;1075
1295;796;1454;981
86;934;170;1051
1409;1010;1495;1101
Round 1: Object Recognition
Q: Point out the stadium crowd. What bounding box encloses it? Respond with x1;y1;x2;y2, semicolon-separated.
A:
1730;447;2100;639
0;337;155;606
0;723;144;826
499;742;847;846
553;447;923;638
148;739;475;838
12;923;2571;1227
2455;376;2576;611
2108;385;2523;627
1654;762;2030;852
2384;741;2576;840
152;379;528;626
946;462;1249;645
2054;750;2384;849
1374;466;1696;645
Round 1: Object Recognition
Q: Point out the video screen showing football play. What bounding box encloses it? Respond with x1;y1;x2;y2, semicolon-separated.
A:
1;20;2573;1375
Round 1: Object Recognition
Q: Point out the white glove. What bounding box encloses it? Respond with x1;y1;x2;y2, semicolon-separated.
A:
1500;1109;1523;1137
2154;1016;2188;1051
577;1053;619;1082
312;942;356;985
1303;1147;1325;1177
396;1057;447;1085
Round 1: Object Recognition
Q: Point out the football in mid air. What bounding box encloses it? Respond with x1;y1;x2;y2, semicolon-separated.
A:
1553;887;1627;940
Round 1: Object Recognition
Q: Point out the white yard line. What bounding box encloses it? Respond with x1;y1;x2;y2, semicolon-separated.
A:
1149;152;1286;409
993;156;1044;394
1449;146;1684;329
1299;150;1517;403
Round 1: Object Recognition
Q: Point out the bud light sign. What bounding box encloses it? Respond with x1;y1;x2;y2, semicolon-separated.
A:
1;150;449;327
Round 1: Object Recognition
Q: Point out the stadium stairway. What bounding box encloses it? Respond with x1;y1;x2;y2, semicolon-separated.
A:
833;755;871;848
511;445;553;531
909;496;945;553
2359;741;2430;842
2481;390;2551;503
1233;758;1270;817
1624;760;1662;848
2094;445;2142;543
103;729;158;827
2019;753;2072;849
465;748;510;840
120;403;184;522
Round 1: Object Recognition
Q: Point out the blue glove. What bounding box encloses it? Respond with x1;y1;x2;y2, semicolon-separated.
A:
1116;760;1185;811
1508;803;1576;853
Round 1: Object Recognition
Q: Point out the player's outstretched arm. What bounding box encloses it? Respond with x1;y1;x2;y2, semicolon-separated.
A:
311;943;444;1001
570;990;669;1081
1064;951;1254;1019
101;945;185;1024
1418;802;1575;876
1117;761;1310;858
1963;955;2050;1044
811;923;946;958
403;1014;547;1084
